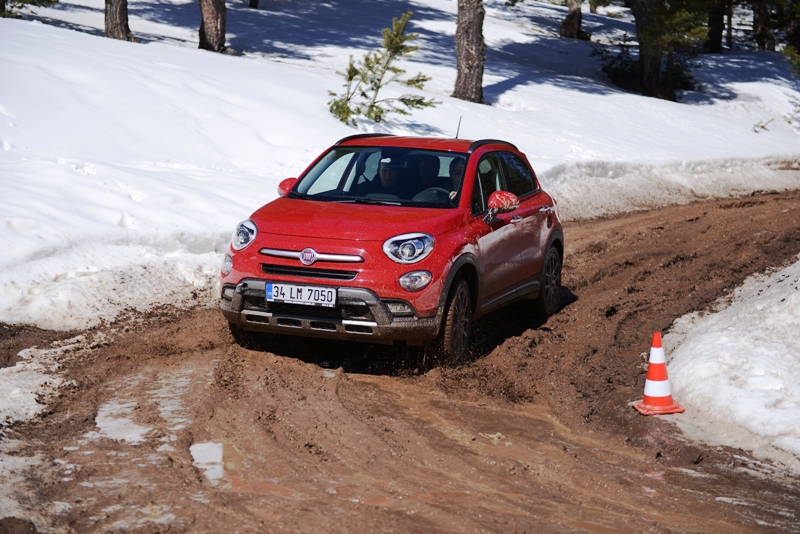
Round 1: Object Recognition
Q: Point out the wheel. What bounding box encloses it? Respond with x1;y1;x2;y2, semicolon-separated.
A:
439;278;472;363
228;322;260;349
532;247;562;318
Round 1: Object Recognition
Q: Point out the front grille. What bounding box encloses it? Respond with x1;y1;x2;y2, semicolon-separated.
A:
261;264;358;281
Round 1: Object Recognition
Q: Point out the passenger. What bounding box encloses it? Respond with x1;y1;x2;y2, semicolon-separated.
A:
448;156;466;196
417;155;450;190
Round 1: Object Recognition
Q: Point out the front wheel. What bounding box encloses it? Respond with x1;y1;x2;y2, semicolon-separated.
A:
228;322;261;350
532;247;562;318
438;278;472;363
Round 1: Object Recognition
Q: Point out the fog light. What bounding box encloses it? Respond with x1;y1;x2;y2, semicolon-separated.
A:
386;301;414;316
398;271;432;292
221;286;236;300
221;254;233;276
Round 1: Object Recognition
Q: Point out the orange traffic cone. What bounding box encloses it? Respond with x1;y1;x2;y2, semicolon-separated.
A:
632;332;685;416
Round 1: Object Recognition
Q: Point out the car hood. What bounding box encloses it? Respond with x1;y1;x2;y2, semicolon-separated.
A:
251;198;465;241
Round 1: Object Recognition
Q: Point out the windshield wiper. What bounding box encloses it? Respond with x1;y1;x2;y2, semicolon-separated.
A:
286;191;310;200
353;198;402;206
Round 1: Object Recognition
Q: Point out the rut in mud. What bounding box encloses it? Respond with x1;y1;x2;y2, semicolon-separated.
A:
3;189;800;533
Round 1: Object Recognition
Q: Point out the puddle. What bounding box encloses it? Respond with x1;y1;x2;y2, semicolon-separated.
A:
85;400;151;444
190;441;296;497
189;442;223;485
146;368;194;431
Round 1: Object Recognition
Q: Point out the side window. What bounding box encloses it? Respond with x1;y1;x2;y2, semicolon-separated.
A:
499;152;536;197
471;154;503;214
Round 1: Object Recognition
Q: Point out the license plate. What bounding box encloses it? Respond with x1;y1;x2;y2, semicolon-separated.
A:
266;283;336;308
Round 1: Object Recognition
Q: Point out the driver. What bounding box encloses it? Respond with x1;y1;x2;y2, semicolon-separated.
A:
360;156;410;197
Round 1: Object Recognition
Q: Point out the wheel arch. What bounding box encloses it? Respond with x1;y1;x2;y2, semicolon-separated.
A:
436;253;480;322
547;229;565;260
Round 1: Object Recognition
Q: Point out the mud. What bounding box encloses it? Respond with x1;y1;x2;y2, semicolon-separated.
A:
3;189;800;533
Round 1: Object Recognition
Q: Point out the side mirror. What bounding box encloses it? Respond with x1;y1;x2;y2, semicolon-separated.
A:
483;191;520;224
277;178;298;197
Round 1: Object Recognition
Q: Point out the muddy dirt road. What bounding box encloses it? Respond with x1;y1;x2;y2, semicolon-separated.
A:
3;190;800;533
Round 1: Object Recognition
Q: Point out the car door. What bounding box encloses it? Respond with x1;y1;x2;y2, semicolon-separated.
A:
471;152;528;307
497;151;550;282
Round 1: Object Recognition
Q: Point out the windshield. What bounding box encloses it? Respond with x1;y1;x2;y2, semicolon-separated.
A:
292;147;467;209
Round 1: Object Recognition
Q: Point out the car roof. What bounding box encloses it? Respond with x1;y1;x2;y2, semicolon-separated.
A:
334;134;517;154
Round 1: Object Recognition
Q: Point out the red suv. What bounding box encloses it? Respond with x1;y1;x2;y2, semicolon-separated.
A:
220;134;564;361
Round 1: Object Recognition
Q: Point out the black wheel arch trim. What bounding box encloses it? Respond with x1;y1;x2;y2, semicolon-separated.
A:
546;229;565;258
435;253;480;328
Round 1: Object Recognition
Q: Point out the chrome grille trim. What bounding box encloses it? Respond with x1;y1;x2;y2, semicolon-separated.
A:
260;248;364;263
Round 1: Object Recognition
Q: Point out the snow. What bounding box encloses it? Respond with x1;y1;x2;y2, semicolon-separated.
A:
666;259;800;473
1;0;799;474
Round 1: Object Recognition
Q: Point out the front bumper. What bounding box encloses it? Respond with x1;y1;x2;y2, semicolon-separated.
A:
220;279;440;345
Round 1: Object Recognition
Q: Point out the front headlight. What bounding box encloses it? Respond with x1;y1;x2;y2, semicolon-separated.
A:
383;233;435;264
231;219;258;251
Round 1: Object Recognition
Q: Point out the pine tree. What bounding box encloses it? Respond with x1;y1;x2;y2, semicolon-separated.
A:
1;0;57;18
328;12;437;125
705;0;726;52
753;0;776;50
630;0;706;98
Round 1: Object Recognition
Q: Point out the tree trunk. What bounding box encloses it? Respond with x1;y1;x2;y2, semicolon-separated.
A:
1;0;6;17
199;0;227;52
705;1;724;52
753;1;775;51
726;1;733;49
631;0;662;96
248;0;258;8
560;0;583;39
105;0;137;42
786;0;800;49
452;0;486;104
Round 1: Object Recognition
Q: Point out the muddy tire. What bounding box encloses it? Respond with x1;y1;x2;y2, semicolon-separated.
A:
437;278;472;364
532;247;562;318
228;322;260;350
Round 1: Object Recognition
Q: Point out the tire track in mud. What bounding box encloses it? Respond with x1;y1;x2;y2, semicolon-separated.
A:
4;189;800;533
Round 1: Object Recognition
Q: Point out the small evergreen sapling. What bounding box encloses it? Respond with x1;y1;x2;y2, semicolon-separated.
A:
785;46;800;77
1;0;57;18
328;11;437;126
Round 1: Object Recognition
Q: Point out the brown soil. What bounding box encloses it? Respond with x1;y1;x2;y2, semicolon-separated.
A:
3;189;800;533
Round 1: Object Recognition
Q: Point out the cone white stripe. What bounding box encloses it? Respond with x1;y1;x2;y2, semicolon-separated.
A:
644;379;672;397
648;346;666;364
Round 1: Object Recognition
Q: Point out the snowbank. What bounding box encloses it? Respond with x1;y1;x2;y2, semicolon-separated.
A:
666;258;800;473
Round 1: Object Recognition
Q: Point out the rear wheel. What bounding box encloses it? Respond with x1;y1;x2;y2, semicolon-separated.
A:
532;247;562;318
438;278;472;363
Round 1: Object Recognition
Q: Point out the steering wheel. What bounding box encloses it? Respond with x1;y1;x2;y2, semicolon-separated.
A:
412;187;452;202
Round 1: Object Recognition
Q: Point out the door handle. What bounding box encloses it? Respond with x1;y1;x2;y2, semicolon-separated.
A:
510;215;523;224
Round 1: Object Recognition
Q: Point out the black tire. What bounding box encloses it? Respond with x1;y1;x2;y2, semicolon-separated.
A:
228;322;260;350
533;247;562;318
438;278;472;363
